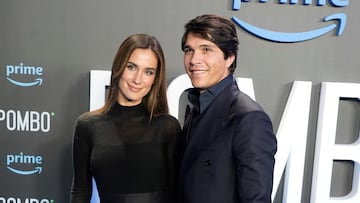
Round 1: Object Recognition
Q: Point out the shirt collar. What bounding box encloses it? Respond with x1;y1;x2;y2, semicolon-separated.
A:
188;74;234;114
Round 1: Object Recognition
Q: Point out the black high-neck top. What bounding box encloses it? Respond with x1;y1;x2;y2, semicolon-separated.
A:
70;102;181;203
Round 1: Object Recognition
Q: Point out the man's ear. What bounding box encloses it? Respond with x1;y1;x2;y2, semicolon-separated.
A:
225;55;236;69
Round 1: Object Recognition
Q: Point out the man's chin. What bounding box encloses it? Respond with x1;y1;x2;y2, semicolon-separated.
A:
191;83;207;90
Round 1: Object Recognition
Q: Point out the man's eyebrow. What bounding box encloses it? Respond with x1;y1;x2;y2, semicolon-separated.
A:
199;44;216;48
184;44;215;49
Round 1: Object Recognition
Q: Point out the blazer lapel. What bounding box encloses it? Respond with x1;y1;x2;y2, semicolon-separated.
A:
179;82;238;176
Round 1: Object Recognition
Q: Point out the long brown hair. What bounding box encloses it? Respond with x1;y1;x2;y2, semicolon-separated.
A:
95;34;168;118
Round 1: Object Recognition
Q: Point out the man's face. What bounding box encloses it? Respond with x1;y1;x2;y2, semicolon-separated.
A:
183;33;235;90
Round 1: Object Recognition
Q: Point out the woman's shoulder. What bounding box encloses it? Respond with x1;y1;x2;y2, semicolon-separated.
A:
152;114;181;132
151;114;181;142
154;114;180;126
76;111;103;126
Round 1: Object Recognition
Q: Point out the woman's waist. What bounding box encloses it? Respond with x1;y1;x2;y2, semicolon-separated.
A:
99;191;170;203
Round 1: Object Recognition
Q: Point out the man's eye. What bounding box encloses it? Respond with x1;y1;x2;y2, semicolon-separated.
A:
184;48;193;54
203;47;211;52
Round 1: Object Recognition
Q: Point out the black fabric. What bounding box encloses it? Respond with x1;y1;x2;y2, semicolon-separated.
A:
177;81;277;203
70;102;180;203
99;191;165;203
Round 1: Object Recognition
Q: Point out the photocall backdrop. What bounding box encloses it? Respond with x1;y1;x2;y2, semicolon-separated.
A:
1;0;359;202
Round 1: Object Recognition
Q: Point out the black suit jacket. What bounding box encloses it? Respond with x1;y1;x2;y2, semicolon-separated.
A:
178;81;277;203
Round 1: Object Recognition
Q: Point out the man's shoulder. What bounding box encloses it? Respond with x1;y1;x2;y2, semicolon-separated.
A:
219;82;264;113
235;90;264;112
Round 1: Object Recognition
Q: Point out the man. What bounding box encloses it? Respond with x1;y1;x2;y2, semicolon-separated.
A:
177;14;277;203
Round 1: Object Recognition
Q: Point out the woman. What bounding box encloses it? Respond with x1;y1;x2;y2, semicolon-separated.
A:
70;34;181;203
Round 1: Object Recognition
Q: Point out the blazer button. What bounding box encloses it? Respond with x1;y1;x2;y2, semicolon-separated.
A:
204;160;211;166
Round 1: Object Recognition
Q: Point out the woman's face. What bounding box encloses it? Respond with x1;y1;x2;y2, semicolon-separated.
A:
117;48;157;106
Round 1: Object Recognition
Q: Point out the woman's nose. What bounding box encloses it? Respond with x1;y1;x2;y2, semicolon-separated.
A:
133;71;142;84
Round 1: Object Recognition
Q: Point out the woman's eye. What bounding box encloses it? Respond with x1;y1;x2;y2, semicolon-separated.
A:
127;64;136;71
145;69;155;75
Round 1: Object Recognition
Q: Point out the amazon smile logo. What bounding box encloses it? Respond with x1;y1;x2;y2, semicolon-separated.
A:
6;63;44;87
6;152;43;175
232;0;349;43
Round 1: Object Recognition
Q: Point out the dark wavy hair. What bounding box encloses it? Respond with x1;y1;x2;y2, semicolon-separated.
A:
181;14;239;73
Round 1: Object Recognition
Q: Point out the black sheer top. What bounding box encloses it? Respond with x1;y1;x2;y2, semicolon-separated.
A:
70;102;180;203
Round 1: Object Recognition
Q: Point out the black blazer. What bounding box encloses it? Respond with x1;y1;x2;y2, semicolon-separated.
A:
178;81;277;203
